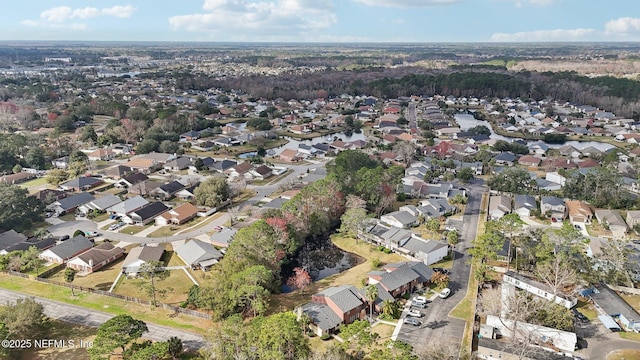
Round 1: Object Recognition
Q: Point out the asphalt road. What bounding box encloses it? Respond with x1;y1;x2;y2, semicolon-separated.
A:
396;180;486;354
0;288;206;350
47;160;329;244
408;103;418;133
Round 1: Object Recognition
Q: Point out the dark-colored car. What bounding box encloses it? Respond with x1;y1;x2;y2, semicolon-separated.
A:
58;235;70;241
572;308;589;323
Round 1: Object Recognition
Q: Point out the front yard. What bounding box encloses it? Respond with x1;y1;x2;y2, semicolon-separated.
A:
120;223;153;235
46;257;125;291
111;267;196;306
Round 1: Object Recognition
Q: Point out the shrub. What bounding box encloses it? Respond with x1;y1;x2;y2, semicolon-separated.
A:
371;258;381;269
383;248;392;254
320;334;332;341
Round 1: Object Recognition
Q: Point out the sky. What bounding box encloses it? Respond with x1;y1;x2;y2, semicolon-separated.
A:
1;0;639;43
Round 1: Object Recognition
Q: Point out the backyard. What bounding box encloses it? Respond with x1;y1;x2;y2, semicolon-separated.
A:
268;234;405;314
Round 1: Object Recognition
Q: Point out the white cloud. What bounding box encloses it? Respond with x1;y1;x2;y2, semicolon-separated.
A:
490;28;595;42
353;0;459;7
169;0;337;40
527;0;556;5
24;4;136;29
605;17;640;35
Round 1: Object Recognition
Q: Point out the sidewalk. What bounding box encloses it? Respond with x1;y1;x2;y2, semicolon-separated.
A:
135;224;161;237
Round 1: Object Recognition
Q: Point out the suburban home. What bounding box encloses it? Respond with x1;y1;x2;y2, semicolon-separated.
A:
163;156;192;171
627;211;640;231
249;165;273;180
127;179;162;197
115;173;149;189
590;285;640;331
278;149;302;162
106;195;149;218
545;171;567;186
174;184;198;202
360;224;447;266
150;181;185;201
503;271;577;309
210;228;237;248
517;155;541;168
47;192;95;215
513;195;537;218
380;211;418;229
540;196;566;220
1;237;56;255
0;230;28;254
210;159;237;173
78;194;122;214
121;245;165;275
87;148;115;161
103;165;133;179
35;189;67;204
124;158;158;174
66;242;124;274
227;162;253;179
566;200;593;225
51;156;70;169
595;209;628;238
155;203;199;226
0;172;35;185
175;239;223;270
125;202;170;225
59;177;103;192
416;198;457;219
485;315;577;354
494;152;517;166
367;262;433;298
39;235;94;264
488;195;512;220
297;302;343;337
312;285;366;326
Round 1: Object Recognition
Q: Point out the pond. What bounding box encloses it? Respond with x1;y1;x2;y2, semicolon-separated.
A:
281;234;363;293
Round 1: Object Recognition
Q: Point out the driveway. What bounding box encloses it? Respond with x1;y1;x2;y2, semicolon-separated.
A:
0;288;206;350
574;316;640;359
395;180;486;353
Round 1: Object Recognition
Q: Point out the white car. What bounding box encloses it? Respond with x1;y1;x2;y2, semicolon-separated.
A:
439;288;451;299
407;309;423;318
413;296;428;304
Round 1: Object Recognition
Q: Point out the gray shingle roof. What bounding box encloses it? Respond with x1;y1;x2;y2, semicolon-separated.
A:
175;239;222;267
377;266;419;292
46;235;93;260
316;285;363;313
300;302;342;331
55;192;95;211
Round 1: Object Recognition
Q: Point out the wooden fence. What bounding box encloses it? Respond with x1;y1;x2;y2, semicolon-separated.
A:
2;271;212;319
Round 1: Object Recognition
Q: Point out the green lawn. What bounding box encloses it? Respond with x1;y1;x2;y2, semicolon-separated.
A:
575;299;599;320
120;223;153;235
112;267;195;306
89;212;111;223
20;177;49;187
0;273;211;334
608;349;640;360
46;257;124;291
430;256;454;269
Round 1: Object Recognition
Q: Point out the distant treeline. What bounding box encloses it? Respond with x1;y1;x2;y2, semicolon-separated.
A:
207;67;640;118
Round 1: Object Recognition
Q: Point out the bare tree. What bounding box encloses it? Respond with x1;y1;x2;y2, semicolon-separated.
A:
535;255;577;297
393;141;415;168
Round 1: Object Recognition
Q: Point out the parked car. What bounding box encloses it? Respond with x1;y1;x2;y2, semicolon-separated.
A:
85;231;101;238
407;309;423;318
403;317;421;326
58;235;70;241
572;308;589;323
109;214;121;220
214;226;223;231
433;267;450;275
439;288;451;299
109;222;125;231
413;296;428;304
412;302;427;309
574;224;582;230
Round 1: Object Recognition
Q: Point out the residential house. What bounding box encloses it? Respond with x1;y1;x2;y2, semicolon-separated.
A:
540;196;566;220
494;152;517;166
35;189;66;204
297;302;342;336
0;172;35;185
360;224;447;265
210;228;236;248
180;130;201;141
87;148;115;161
163;156;192;171
416;198;457;219
59;177;103;192
106;195;149;218
626;210;640;231
51;156;70;169
78;194;122;214
0;230;28;254
312;285;366;325
175;239;223;270
47;192;95;215
150;181;185;201
121;245;165;275
125;202;170;225
488;195;512;220
227;162;253;179
115;173;149;189
176;183;199;201
249;165;273;180
517;155;541;168
39;235;94;264
103;165;133;179
503;271;577;309
380;211;418;229
124;158;157;174
127;179;162;197
513;195;537;218
545;172;567;186
279;148;302;162
368;262;433;298
210;159;237;173
485;315;577;354
595;209;628;238
566;200;593;225
1;237;56;255
590;285;640;331
156;203;199;226
66;242;124;274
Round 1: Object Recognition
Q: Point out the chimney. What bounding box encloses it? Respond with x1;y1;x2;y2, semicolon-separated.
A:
89;259;93;268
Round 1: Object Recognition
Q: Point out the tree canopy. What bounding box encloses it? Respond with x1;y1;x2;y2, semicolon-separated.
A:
0;184;43;232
